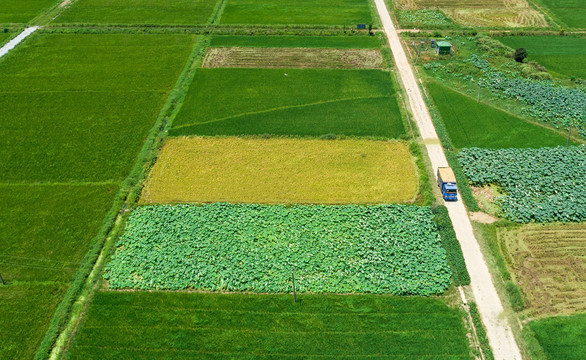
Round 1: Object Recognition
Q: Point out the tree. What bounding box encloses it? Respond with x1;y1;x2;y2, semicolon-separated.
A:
514;48;528;63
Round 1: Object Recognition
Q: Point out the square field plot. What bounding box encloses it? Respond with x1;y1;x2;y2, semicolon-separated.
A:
528;313;586;360
56;0;218;25
0;0;57;24
141;137;419;204
170;69;405;138
66;292;471;359
221;0;374;25
0;33;195;182
538;0;586;28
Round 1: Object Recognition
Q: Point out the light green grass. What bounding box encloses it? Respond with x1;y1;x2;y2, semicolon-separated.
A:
536;0;586;28
220;0;374;25
210;35;381;48
55;0;218;25
528;313;586;360
170;68;405;138
0;33;195;182
64;292;471;359
496;36;586;79
0;0;57;24
427;81;571;148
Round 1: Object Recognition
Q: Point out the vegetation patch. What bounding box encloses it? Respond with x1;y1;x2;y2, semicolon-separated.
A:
499;223;586;316
141;137;419;204
65;291;471;359
0;33;195;182
170;68;405;138
528;313;586;360
396;9;455;29
426;81;570;148
105;203;450;294
433;206;470;286
55;0;218;25
220;0;374;25
496;36;586;79
458;146;586;223
202;47;384;69
210;35;381;48
0;0;57;24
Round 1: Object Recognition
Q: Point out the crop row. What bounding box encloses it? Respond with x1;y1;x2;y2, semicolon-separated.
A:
458;146;586;223
105;203;451;295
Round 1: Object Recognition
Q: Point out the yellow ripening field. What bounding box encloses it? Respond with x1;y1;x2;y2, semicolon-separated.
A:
141;137;419;204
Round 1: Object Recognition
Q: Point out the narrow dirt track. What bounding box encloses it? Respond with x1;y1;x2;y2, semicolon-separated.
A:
372;1;523;359
0;27;39;59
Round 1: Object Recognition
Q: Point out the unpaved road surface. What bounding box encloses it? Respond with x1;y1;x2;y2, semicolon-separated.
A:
0;27;39;59
373;1;523;359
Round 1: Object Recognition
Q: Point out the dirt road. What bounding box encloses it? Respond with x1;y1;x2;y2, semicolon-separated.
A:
373;1;523;359
0;27;39;59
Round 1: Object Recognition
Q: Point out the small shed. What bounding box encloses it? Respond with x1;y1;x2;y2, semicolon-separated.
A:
435;41;452;55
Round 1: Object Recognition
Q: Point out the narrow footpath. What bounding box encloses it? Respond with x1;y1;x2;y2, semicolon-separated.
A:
373;1;523;359
0;27;39;59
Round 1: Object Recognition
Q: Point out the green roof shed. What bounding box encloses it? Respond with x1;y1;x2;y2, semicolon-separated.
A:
436;41;452;55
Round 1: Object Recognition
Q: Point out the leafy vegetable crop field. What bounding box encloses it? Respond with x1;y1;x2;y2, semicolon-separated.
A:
65;291;471;359
527;313;586;360
496;36;586;79
105;203;451;295
56;0;218;25
170;68;405;138
209;35;381;48
220;0;374;25
141;137;419;204
499;223;586;316
427;81;570;149
535;0;586;28
0;0;57;24
458;146;586;223
395;9;455;29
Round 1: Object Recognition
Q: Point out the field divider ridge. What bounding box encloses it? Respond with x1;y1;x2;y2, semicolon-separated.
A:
373;0;523;359
40;36;211;360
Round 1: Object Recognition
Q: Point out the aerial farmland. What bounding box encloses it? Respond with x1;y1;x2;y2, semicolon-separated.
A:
0;1;583;360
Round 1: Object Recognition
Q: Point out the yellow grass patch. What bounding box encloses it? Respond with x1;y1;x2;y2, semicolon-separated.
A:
141;137;419;204
499;223;586;316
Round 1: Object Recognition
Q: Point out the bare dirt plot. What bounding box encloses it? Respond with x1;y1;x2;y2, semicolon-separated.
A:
201;47;385;69
392;0;548;27
140;137;419;204
499;223;586;316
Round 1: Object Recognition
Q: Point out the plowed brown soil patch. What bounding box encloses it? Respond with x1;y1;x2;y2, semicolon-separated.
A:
202;47;385;69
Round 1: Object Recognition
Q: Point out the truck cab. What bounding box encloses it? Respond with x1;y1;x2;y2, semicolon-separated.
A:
437;167;458;201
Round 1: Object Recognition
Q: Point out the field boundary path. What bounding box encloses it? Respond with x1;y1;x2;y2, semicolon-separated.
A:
372;1;523;359
0;27;39;59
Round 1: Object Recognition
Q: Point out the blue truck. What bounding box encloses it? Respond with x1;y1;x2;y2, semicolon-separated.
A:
437;167;458;201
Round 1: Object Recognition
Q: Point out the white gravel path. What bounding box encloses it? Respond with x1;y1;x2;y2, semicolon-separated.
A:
0;27;39;59
373;1;523;359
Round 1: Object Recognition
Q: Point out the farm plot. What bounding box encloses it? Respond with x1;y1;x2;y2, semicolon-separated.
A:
426;81;571;148
65;292;471;359
55;0;218;25
535;0;586;28
0;0;58;24
499;223;586;316
458;146;586;223
496;36;586;79
210;35;381;48
170;69;405;138
0;33;195;182
141;137;419;204
105;203;450;294
527;313;586;360
202;47;384;69
221;0;373;25
390;0;548;27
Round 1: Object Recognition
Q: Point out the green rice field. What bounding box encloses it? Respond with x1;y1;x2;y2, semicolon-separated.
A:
427;81;571;149
209;35;381;48
64;292;471;359
0;0;57;24
220;0;374;25
170;68;405;138
528;313;586;360
535;0;586;28
497;36;586;79
56;0;218;25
